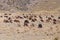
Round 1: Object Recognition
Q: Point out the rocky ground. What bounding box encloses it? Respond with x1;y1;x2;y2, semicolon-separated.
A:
0;0;60;40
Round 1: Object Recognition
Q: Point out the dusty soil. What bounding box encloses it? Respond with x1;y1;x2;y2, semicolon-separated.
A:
0;0;60;40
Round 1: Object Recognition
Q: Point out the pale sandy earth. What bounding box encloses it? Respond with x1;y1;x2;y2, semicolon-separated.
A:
0;0;60;40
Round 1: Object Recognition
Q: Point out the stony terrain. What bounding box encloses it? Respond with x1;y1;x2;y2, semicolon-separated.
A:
0;0;60;12
0;0;60;40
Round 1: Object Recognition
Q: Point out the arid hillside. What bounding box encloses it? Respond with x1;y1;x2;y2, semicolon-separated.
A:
0;0;60;40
